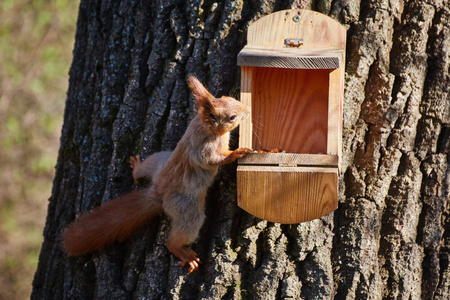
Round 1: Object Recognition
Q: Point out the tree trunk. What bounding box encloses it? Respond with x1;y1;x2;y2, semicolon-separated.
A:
32;0;449;299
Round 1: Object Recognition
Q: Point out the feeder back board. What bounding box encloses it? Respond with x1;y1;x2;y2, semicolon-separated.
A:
237;9;346;224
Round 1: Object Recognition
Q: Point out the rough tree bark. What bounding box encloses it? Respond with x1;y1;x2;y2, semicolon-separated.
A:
32;0;449;299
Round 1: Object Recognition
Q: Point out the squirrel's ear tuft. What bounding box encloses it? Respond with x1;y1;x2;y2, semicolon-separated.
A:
188;76;216;117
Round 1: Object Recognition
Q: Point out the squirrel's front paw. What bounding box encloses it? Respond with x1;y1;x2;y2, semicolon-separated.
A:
234;148;253;158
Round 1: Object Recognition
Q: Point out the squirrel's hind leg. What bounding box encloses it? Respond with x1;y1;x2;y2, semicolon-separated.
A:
130;152;172;183
167;230;201;273
164;195;206;273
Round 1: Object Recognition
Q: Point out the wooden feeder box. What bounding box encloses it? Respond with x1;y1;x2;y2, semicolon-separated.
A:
237;9;346;224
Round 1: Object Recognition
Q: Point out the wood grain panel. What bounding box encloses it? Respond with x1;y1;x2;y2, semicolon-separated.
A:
251;67;330;154
237;166;338;224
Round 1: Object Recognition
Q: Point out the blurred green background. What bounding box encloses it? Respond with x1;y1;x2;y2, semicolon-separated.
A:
0;0;78;298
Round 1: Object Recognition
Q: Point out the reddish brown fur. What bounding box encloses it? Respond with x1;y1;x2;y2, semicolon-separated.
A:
62;76;252;273
62;189;162;256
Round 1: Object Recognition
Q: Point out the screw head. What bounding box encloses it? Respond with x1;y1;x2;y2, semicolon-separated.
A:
293;15;300;22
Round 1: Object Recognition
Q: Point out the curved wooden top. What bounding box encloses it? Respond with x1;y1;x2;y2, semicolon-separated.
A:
238;9;346;69
246;9;346;49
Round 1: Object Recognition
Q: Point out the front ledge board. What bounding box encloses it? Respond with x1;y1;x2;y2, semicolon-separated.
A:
238;153;339;224
239;153;339;167
237;164;338;224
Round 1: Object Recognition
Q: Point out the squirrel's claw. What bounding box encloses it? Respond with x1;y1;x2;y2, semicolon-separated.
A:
178;259;200;273
188;259;200;273
176;246;201;273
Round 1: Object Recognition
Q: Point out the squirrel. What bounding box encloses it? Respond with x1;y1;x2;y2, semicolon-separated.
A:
62;76;252;273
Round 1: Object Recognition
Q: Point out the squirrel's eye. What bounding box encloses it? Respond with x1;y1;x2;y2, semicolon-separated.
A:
230;115;236;120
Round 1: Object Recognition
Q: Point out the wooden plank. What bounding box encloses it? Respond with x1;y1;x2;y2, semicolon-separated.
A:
238;165;338;173
239;66;253;149
237;166;338;224
238;47;342;69
238;153;338;167
239;47;344;58
338;54;345;172
238;55;338;69
327;68;341;156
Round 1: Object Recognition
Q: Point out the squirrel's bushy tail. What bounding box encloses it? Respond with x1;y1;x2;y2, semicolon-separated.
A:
62;188;162;256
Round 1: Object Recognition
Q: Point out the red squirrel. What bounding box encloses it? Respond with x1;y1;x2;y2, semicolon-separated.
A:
62;76;252;273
